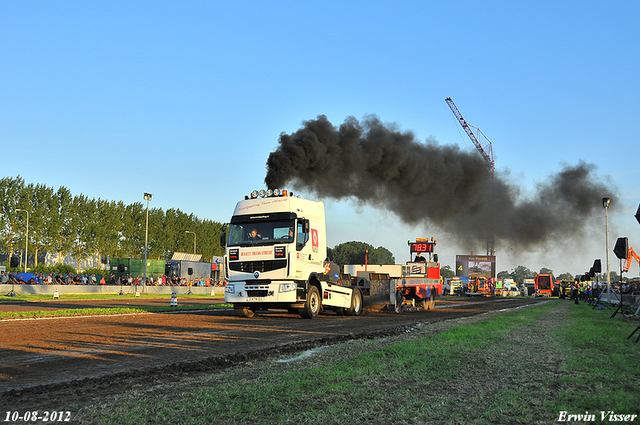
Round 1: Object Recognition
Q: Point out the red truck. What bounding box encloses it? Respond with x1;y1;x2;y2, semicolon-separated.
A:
534;273;558;297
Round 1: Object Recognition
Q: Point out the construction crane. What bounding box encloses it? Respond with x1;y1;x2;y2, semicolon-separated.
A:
445;97;495;173
445;97;496;255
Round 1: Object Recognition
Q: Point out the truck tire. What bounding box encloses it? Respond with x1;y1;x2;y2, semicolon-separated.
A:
299;286;321;319
345;288;363;316
234;306;255;318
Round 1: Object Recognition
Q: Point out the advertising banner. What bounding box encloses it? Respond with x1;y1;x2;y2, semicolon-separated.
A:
456;255;496;279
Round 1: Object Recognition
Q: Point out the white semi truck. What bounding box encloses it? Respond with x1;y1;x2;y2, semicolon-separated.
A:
222;189;363;318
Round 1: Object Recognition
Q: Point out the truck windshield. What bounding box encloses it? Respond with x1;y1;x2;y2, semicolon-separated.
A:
227;219;295;247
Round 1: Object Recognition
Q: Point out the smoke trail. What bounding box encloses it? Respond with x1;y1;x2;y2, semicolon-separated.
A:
265;114;616;249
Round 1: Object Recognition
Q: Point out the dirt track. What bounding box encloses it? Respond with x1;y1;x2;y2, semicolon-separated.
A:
0;297;546;410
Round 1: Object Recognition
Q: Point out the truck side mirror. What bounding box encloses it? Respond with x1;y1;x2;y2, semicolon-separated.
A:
220;224;228;248
301;219;310;233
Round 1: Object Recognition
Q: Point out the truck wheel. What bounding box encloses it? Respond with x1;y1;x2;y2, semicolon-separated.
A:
234;307;255;318
299;286;321;319
345;288;363;316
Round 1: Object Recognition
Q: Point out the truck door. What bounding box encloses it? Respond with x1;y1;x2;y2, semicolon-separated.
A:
295;219;311;274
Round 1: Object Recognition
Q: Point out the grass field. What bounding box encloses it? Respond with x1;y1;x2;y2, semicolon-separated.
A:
0;293;221;302
0;293;229;320
69;300;640;424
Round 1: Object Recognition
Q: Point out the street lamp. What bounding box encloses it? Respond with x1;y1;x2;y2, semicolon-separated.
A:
185;231;196;254
603;197;611;302
16;209;29;273
143;193;153;291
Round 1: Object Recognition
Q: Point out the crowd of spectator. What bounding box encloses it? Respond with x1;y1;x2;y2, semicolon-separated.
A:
574;281;640;299
0;271;224;287
620;281;640;295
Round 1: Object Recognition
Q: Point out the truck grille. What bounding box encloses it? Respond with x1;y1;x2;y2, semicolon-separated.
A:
229;260;287;273
246;290;269;297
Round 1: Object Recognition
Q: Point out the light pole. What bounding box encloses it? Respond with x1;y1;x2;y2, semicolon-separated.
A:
143;193;153;291
603;197;611;302
185;231;196;254
16;209;29;273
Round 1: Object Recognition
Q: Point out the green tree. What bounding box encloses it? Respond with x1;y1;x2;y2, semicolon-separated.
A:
20;183;55;267
329;241;395;270
51;186;74;265
94;199;122;262
509;265;535;284
0;176;25;262
370;246;395;265
497;270;511;279
440;265;455;279
145;207;165;260
0;176;226;270
68;194;98;272
162;208;191;258
557;272;574;281
120;202;145;257
195;219;224;261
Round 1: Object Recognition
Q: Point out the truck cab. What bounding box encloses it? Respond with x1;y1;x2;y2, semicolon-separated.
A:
534;273;557;297
222;190;361;318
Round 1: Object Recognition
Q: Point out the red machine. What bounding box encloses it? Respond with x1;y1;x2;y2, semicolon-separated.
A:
344;238;443;311
623;247;640;275
534;273;557;297
468;276;493;296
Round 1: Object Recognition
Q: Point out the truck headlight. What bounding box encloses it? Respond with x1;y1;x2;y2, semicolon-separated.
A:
225;284;235;293
279;283;297;293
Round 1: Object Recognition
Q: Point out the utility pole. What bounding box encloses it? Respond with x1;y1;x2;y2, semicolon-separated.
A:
16;209;29;273
143;193;153;292
185;231;197;254
603;198;611;302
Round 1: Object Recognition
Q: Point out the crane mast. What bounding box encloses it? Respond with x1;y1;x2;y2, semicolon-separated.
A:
445;97;496;255
445;97;495;173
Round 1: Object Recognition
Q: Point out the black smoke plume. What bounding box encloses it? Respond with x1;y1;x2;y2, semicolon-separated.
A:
265;115;616;249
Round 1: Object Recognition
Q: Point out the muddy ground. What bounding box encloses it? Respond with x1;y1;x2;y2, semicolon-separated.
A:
0;297;545;410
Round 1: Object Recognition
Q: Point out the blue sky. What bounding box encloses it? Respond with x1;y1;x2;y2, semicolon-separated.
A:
2;1;639;276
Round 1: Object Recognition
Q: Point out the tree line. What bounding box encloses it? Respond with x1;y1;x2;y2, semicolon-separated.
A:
4;176;602;281
0;176;224;269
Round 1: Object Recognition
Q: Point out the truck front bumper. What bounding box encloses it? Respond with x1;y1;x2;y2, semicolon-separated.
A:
225;281;299;304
